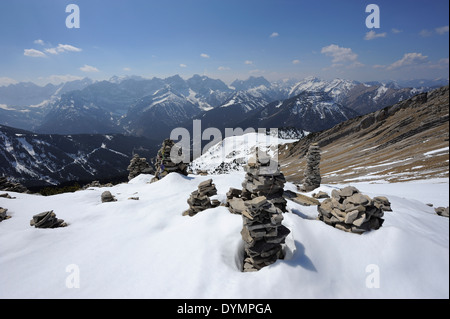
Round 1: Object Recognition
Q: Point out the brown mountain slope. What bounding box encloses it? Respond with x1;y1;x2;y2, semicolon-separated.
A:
279;85;449;184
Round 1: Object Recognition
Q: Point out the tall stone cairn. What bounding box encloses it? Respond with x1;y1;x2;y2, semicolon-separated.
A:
151;139;188;182
127;154;154;181
317;186;391;234
183;179;220;216
300;143;321;192
241;150;287;212
241;196;290;272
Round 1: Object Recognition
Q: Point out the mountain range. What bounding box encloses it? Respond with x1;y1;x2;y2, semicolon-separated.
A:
1;75;446;141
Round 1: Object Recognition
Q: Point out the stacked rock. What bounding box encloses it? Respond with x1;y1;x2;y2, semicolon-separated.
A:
435;207;449;217
317;186;390;234
152;139;188;182
0;207;10;222
300;143;321;192
226;188;246;214
0;176;28;193
241;151;287;212
30;211;67;228
241;196;291;272
127;154;154;181
101;191;117;203
183;179;220;216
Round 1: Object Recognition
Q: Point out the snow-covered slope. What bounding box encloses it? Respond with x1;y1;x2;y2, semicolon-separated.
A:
0;172;448;298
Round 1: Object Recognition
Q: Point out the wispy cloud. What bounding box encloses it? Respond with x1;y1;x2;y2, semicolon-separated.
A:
79;65;100;72
387;52;428;70
24;49;47;58
292;59;301;64
419;29;433;37
34;39;45;46
269;32;279;38
45;44;82;55
391;28;402;34
42;74;84;85
218;66;230;71
435;25;449;35
179;64;187;68
200;53;210;58
364;30;387;40
0;77;18;86
244;60;253;65
123;67;131;71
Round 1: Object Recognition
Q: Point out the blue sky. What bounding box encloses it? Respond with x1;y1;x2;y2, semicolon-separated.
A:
0;0;448;86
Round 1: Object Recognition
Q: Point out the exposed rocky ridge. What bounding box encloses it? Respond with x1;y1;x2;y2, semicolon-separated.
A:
279;86;449;183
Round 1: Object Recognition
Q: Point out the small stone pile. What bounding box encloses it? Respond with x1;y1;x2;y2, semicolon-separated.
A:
152;139;188;182
101;191;117;203
0;207;10;222
30;211;67;228
183;179;220;216
0;176;28;193
317;186;391;234
127;154;154;181
300;143;321;192
241;152;287;212
241;196;290;272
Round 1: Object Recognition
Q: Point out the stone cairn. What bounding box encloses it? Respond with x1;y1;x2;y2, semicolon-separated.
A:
317;186;391;234
241;196;290;272
30;211;67;228
435;207;449;218
127;154;154;181
101;191;117;203
0;176;28;193
0;207;10;222
299;143;321;192
240;151;287;212
151;139;188;182
183;179;220;216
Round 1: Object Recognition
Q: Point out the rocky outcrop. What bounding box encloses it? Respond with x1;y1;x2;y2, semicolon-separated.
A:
0;176;28;193
317;186;391;234
183;179;220;216
299;143;321;192
30;211;67;228
152;139;188;182
241;152;287;212
435;207;449;217
241;196;290;272
127;154;154;181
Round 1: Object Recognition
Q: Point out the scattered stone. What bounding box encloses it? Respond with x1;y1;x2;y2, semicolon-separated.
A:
0;193;15;199
101;191;117;203
317;187;389;234
128;197;139;200
127;154;154;181
241;196;290;272
312;191;330;199
183;179;220;216
299;144;321;192
435;207;449;217
0;176;28;193
30;211;67;228
82;181;114;189
240;150;287;212
287;193;320;206
151;139;188;182
0;207;11;222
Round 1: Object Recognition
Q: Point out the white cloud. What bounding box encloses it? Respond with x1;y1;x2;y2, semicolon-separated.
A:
79;65;100;73
34;39;45;46
24;49;47;58
45;44;82;55
269;32;279;38
419;29;433;37
244;60;253;65
321;44;358;64
387;52;428;70
123;67;131;71
179;64;187;68
436;25;449;35
372;64;386;69
218;66;230;71
292;59;301;64
0;77;18;86
200;53;210;58
364;30;387;40
44;74;84;85
391;28;402;34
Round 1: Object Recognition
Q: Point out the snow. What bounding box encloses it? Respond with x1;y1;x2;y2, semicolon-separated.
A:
0;172;448;299
424;147;449;156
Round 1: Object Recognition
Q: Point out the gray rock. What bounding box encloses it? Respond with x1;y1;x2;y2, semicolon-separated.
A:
30;210;67;228
101;191;117;203
435;207;449;217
